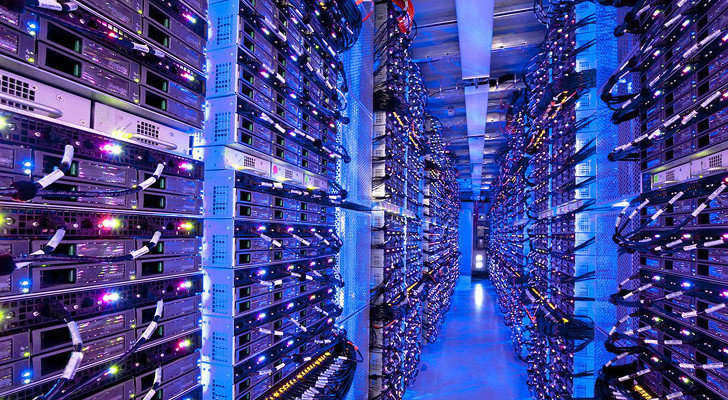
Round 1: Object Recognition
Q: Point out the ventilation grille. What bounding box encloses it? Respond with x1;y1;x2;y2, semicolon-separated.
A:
213;112;231;142
1;75;35;111
210;330;230;363
709;154;722;169
134;120;161;147
212;186;229;215
578;217;592;232
211;234;227;264
242;155;256;169
577;163;591;176
214;62;233;94
666;170;675;182
215;15;234;46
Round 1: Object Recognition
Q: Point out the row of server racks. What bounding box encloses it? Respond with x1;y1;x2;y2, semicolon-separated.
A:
0;0;367;400
368;1;461;399
0;0;463;399
486;0;728;399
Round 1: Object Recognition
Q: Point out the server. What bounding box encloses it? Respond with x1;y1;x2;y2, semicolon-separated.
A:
486;1;599;398
596;0;728;398
0;0;365;399
0;2;206;400
421;116;459;345
200;0;361;399
369;2;461;399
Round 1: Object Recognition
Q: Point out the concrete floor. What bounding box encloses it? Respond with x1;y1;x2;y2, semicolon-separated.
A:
404;277;532;400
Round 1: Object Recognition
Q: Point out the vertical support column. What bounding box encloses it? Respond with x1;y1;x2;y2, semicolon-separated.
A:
573;2;623;397
338;8;375;399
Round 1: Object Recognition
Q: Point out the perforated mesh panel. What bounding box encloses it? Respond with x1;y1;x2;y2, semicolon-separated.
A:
134;120;160;147
213;112;231;142
710;154;722;168
212;186;229;216
1;74;35;111
338;16;373;400
215;15;234;47
214;63;233;95
211;234;227;264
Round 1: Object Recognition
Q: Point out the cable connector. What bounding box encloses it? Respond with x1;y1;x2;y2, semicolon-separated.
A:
130;231;162;259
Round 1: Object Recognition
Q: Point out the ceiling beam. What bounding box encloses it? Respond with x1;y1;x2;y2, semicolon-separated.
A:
416;7;533;30
454;0;495;198
455;0;495;80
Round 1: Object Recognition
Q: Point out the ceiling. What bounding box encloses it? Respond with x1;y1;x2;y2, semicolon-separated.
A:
411;0;544;200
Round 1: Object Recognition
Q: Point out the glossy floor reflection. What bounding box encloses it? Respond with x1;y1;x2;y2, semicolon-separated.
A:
404;277;532;400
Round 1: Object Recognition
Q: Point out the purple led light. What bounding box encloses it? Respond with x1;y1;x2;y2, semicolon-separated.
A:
177;280;193;290
100;292;120;304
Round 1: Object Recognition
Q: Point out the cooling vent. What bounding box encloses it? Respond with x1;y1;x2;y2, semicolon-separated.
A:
211;234;227;264
577;163;591;175
1;74;35;111
666;170;675;182
285;169;294;179
213;112;230;141
210;331;229;362
214;62;232;94
215;15;234;46
134;121;161;146
212;186;229;215
242;155;256;168
709;154;722;169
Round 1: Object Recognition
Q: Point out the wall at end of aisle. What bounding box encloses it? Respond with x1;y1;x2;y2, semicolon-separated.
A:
458;202;474;276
